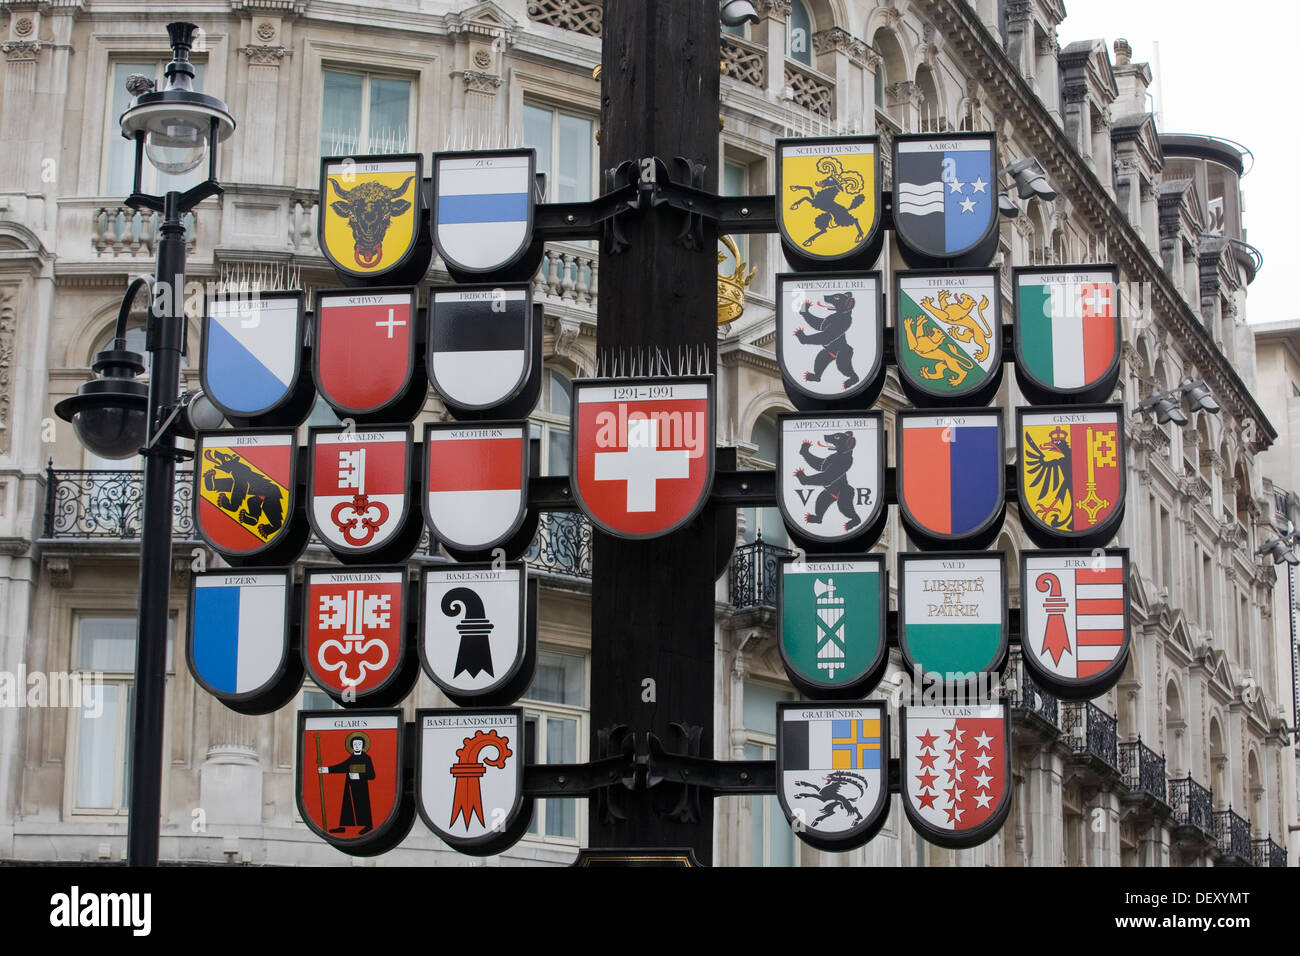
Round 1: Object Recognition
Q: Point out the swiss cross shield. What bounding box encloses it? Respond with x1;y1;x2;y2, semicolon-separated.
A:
776;702;890;851
776;136;882;271
423;422;528;553
894;269;1003;407
774;272;884;408
1021;549;1131;699
1018;405;1126;548
432;149;536;279
416;708;529;855
901;702;1012;849
776;412;885;549
892;133;1000;268
571;377;714;539
898;552;1007;682
428;284;533;413
200;291;305;421
195;429;301;562
319;154;425;281
304;568;411;704
313;288;418;417
896;409;1006;550
1013;265;1121;405
308;426;412;558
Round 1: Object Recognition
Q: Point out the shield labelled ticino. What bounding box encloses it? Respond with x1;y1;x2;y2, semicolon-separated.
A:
319;154;424;281
896;409;1005;550
776;136;882;272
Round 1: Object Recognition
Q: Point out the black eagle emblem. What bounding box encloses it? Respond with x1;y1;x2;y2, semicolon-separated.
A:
1023;427;1072;529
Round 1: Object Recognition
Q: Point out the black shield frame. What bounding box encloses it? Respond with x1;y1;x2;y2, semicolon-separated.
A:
774;271;886;410
891;131;1000;269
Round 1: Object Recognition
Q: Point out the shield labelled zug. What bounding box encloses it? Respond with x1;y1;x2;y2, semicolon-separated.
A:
432;149;541;282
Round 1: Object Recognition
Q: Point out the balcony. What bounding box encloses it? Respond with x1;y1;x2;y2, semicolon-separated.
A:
1005;650;1059;731
1168;775;1214;838
524;511;592;581
784;60;834;119
1213;808;1253;864
1251;837;1287;868
533;241;599;310
729;537;792;611
1060;700;1119;774
1118;738;1169;808
722;34;767;90
44;467;194;540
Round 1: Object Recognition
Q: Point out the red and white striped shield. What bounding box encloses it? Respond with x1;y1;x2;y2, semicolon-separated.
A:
423;423;528;552
309;426;411;556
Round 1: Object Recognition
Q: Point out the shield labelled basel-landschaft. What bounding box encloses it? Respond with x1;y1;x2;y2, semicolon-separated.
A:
298;710;410;856
901;702;1011;849
432;149;537;280
417;708;529;855
894;270;1003;407
776;702;890;852
776;136;882;272
424;422;528;553
892;133;999;268
898;552;1007;683
571;377;714;540
313;288;419;418
779;556;888;699
304;568;412;706
309;426;413;560
195;429;303;564
319;154;424;281
896;409;1005;550
1014;265;1121;405
776;412;885;550
200;291;307;422
428;284;533;413
775;272;884;409
1021;549;1131;699
1017;405;1125;548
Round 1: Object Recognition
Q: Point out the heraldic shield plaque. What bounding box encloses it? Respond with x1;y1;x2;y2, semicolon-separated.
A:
891;133;999;268
774;272;885;408
775;136;882;272
194;429;306;565
896;409;1006;550
1017;405;1126;548
778;555;888;699
901;702;1012;850
309;425;415;561
432;149;538;280
894;270;1003;407
776;702;890;852
898;552;1008;683
200;291;308;422
776;412;886;550
1013;265;1121;405
319;154;425;282
417;708;530;855
423;422;529;554
298;710;413;855
1021;549;1131;699
428;284;533;413
313;288;420;419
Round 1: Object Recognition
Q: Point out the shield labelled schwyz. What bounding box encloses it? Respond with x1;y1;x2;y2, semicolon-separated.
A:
298;709;414;856
896;409;1006;550
313;287;423;421
423;422;529;554
417;708;530;855
309;425;420;563
894;269;1003;408
432;149;541;282
778;555;888;700
901;702;1011;850
1017;405;1126;548
774;272;885;410
194;429;307;566
1021;548;1131;699
892;133;1000;269
1013;265;1121;405
319;154;428;284
898;552;1008;685
776;412;886;551
428;284;533;414
200;291;313;425
776;702;890;852
776;136;883;272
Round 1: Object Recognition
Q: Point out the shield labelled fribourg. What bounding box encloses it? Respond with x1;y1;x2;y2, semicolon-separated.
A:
1018;405;1125;548
777;702;890;852
1021;549;1131;699
776;412;885;550
896;409;1005;550
894;270;1003;407
428;284;532;413
189;570;297;712
200;291;305;421
901;702;1011;849
775;272;884;408
417;708;528;855
421;563;529;704
424;422;528;553
779;556;888;699
892;133;999;268
776;136;882;271
304;568;411;706
319;155;423;280
309;426;413;559
571;377;714;540
194;430;299;562
898;553;1007;683
313;288;418;418
433;149;536;279
1014;266;1121;405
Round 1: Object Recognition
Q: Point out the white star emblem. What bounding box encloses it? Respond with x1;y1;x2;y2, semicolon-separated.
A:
974;790;993;809
974;751;994;768
974;731;993;749
971;177;988;193
947;178;965;193
974;771;992;789
959;197;976;213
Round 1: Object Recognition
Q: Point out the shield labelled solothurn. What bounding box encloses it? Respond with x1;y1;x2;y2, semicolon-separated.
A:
1013;265;1121;405
897;552;1008;684
423;422;528;554
776;136;882;272
194;429;306;566
312;288;420;419
896;409;1006;550
774;272;884;409
894;269;1003;408
428;284;533;414
776;412;885;550
200;291;309;423
892;133;999;269
776;702;890;852
308;425;416;562
432;149;537;281
319;154;425;282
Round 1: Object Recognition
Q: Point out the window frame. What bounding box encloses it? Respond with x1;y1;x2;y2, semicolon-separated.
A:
521;99;599;205
319;66;417;158
520;647;589;847
102;57;211;198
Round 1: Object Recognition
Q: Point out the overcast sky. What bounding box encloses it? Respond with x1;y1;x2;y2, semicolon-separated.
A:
1055;1;1297;327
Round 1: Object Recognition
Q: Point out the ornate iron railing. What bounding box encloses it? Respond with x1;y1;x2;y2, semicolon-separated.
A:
1005;650;1058;728
44;467;194;539
722;34;766;88
1118;738;1167;804
1059;700;1118;770
1213;808;1252;861
729;537;793;610
525;512;593;579
1251;837;1287;868
1168;775;1214;835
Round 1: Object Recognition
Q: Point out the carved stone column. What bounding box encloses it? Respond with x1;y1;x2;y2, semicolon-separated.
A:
0;10;44;193
238;18;290;182
753;0;791;102
198;697;264;825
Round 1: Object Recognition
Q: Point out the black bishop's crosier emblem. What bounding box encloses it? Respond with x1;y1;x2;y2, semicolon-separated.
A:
441;587;495;678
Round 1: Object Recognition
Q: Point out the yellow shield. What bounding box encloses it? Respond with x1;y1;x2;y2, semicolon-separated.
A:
319;156;421;278
778;138;879;262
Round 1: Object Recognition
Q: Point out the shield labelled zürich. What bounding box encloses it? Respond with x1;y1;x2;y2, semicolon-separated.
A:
433;149;536;278
571;377;714;540
777;702;890;852
892;133;999;268
313;288;417;417
428;284;532;413
1022;549;1131;699
195;430;296;561
319;155;422;280
1018;405;1125;548
421;563;529;703
1014;265;1121;405
424;422;528;553
200;291;304;421
901;702;1011;849
776;136;882;271
897;409;1005;550
779;556;888;699
775;272;884;408
417;708;528;855
898;552;1007;682
777;412;885;550
189;571;296;711
894;270;1003;407
304;568;410;705
309;426;412;558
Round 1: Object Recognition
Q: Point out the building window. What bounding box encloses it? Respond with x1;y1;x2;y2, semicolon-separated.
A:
743;681;796;865
523;103;596;204
320;69;413;156
522;649;588;843
105;60;209;197
530;369;572;478
788;0;813;66
720;159;750;274
743;412;789;547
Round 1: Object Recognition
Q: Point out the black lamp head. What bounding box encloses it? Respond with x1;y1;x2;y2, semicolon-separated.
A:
54;340;149;460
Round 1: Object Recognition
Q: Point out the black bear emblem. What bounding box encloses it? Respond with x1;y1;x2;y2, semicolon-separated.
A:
203;449;285;538
793;430;871;532
794;291;858;390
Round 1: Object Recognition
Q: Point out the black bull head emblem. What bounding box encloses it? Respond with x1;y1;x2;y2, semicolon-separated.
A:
328;176;415;268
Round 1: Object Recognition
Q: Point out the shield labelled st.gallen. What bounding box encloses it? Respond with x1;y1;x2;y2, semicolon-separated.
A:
776;412;886;551
319;154;426;283
194;429;307;566
896;409;1006;550
776;136;882;272
1018;405;1126;549
774;272;885;409
776;702;890;852
892;133;1000;269
894;269;1003;408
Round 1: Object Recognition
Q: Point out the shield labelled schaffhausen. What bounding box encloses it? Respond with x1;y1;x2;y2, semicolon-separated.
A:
776;412;885;550
200;291;312;425
309;425;419;563
892;133;999;268
896;409;1006;550
194;429;307;566
776;136;882;272
774;272;884;409
423;422;529;555
898;552;1008;684
432;149;540;282
894;269;1003;407
319;154;428;284
313;288;423;421
1013;265;1121;405
776;702;890;852
428;284;533;415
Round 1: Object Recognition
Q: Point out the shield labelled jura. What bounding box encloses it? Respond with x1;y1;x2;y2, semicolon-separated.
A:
1018;405;1125;548
896;409;1005;550
898;552;1007;684
776;136;882;272
319;155;424;281
774;272;884;409
894;270;1003;407
194;429;304;564
433;149;537;280
1014;266;1121;405
776;412;885;550
892;133;999;268
200;291;307;422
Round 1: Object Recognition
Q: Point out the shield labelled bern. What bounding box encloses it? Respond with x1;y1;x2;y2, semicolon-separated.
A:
898;552;1007;683
200;291;305;421
313;288;418;418
189;570;297;712
894;270;1003;407
433;149;536;279
304;568;411;705
421;563;529;704
424;422;528;553
776;136;881;271
777;702;890;852
892;133;999;268
194;430;297;562
776;412;885;550
1014;265;1121;405
775;272;884;408
896;409;1005;550
1018;405;1126;548
309;426;413;559
428;284;532;413
319;154;422;280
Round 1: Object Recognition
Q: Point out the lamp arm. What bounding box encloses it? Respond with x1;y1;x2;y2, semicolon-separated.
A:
115;275;157;346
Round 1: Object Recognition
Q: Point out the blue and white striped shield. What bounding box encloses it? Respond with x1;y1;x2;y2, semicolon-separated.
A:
200;292;303;419
432;149;535;276
188;571;292;703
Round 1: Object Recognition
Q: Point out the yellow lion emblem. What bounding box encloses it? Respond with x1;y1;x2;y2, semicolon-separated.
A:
903;315;976;387
920;291;992;363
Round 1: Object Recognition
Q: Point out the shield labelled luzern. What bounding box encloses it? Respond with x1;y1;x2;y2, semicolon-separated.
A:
776;136;883;272
319;154;426;282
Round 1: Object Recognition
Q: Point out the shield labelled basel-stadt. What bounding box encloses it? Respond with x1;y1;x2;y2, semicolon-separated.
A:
200;291;305;421
777;702;890;852
901;702;1011;849
571;377;714;540
777;412;885;549
433;149;536;279
1021;549;1131;699
776;136;881;271
189;571;295;712
892;133;999;268
1017;405;1125;548
894;270;1002;407
194;430;298;562
309;426;412;558
1014;266;1121;405
898;552;1007;683
424;422;528;553
422;563;529;703
319;155;422;280
779;556;888;699
775;272;884;408
428;284;532;413
896;409;1005;550
304;568;410;705
313;288;417;418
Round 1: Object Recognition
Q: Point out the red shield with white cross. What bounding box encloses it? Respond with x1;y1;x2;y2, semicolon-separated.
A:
570;376;714;539
304;568;407;701
313;288;417;416
308;426;411;556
